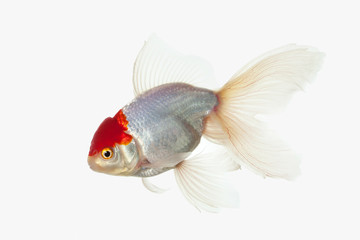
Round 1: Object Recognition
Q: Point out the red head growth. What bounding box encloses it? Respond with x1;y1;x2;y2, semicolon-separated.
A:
88;110;133;156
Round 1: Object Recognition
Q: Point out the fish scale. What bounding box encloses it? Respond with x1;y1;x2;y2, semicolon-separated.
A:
122;83;218;166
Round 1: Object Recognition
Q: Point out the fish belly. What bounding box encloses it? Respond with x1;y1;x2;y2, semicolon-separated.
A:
122;83;218;168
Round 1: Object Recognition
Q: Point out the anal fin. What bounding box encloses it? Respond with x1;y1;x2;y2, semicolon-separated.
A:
174;153;239;212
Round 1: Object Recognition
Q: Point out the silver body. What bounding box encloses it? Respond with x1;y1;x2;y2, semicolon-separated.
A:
122;83;218;177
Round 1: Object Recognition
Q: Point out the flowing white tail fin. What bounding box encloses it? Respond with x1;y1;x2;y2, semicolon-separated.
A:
204;45;324;179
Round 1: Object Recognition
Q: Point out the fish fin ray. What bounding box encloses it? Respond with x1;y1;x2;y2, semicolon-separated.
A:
174;153;239;212
142;177;168;193
133;35;216;96
204;45;324;179
224;44;325;114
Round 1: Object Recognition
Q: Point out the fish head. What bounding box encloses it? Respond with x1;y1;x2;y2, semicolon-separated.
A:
88;142;140;176
88;116;140;176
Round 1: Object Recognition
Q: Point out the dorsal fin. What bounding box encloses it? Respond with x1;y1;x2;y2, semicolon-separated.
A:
132;35;216;96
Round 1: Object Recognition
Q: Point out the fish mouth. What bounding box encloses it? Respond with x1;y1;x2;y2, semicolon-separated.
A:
87;156;104;173
87;155;125;175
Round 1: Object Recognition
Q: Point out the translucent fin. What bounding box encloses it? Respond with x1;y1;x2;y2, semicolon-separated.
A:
204;45;324;180
132;35;216;96
142;178;167;193
224;45;325;114
174;153;239;212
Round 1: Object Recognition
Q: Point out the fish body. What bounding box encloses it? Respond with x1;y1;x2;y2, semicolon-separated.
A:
88;36;324;212
123;83;218;176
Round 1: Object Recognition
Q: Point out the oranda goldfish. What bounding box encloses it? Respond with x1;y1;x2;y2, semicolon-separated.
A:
88;36;324;212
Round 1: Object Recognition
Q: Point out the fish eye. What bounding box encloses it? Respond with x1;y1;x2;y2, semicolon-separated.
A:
101;148;113;160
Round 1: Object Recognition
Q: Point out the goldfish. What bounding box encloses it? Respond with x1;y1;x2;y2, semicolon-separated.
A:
88;36;324;212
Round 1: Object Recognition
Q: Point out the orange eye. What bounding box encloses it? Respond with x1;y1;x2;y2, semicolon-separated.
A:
101;148;113;159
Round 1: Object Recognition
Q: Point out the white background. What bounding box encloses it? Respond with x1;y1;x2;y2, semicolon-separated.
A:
1;0;359;239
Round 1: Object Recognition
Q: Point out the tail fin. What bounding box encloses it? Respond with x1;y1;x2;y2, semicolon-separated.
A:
204;45;324;180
